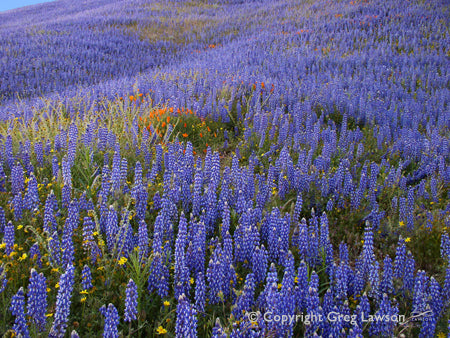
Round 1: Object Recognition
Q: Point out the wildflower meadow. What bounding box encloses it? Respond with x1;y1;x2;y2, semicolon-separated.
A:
0;0;449;337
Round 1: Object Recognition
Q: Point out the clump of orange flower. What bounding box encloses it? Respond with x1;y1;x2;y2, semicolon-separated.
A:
138;103;227;154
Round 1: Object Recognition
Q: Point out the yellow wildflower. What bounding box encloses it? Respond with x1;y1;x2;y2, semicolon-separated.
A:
118;257;128;266
156;326;168;335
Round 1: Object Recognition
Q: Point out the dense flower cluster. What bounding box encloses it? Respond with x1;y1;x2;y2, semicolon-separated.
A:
0;0;448;336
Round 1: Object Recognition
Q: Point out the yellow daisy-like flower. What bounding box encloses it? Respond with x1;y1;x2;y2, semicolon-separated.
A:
405;237;411;243
399;221;405;226
190;277;194;284
17;225;23;230
156;326;168;335
18;253;27;261
45;313;54;317
80;290;89;295
118;257;128;266
55;283;60;288
80;297;87;303
163;301;170;307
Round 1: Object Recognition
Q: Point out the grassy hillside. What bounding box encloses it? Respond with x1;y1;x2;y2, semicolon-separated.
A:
0;0;449;337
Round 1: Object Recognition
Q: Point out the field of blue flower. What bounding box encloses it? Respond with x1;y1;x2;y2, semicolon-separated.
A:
0;0;449;336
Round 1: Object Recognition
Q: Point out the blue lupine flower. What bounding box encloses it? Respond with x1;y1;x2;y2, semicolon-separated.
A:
0;207;5;234
24;172;40;211
176;293;197;338
52;156;59;180
441;233;450;261
443;263;450;305
81;265;93;291
368;261;380;301
124;279;138;322
360;222;375;281
82;216;95;248
251;245;268;285
29;242;42;266
0;265;7;293
403;252;416;293
232;273;256;320
207;245;225;305
102;303;120;338
11;162;25;196
49;264;75;338
12;193;23;221
3;221;14;256
448;318;450;338
27;269;47;331
369;293;398;337
110;145;121;192
305;273;322;337
43;191;58;235
380;255;394;296
295;261;308;312
138;219;149;263
148;252;170;299
428;277;442;321
419;304;437;338
393;237;407;280
10;287;30;338
131;161;148;221
335;261;348;304
355;293;370;329
211;318;227;338
195;271;206;314
106;205;119;252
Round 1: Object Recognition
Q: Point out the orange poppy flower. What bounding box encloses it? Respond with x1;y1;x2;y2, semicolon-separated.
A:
182;133;188;138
